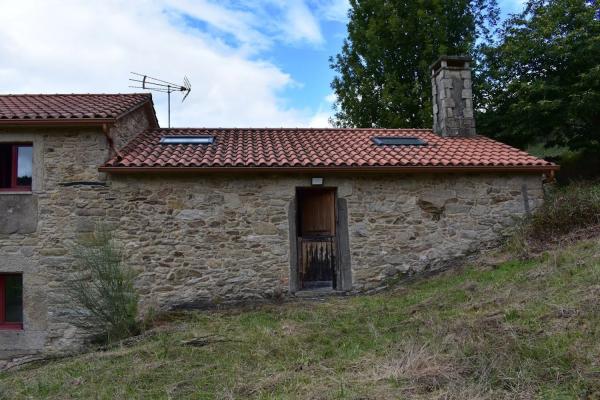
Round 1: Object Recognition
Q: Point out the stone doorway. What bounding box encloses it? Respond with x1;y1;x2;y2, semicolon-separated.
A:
296;188;337;290
289;187;352;293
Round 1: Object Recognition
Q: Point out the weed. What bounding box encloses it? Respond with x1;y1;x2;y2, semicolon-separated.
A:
65;225;139;343
504;183;600;257
529;183;600;240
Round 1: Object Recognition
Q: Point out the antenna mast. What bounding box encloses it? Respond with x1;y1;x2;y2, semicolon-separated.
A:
129;72;191;128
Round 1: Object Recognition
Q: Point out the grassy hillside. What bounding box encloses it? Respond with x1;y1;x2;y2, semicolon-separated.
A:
2;237;600;399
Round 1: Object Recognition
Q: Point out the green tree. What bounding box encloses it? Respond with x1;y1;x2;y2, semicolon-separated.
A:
330;0;499;128
478;0;600;151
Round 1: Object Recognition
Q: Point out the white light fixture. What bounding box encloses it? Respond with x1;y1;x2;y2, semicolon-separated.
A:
311;177;324;186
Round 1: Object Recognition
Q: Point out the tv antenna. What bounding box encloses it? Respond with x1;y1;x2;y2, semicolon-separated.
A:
129;72;191;128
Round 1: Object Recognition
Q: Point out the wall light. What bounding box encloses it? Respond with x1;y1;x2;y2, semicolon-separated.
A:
311;177;324;186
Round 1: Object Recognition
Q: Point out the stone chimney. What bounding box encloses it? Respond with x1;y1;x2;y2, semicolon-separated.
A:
430;55;476;137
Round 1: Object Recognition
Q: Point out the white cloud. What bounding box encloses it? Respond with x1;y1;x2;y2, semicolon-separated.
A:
166;0;326;52
325;93;337;103
308;111;331;127
312;0;350;22
0;0;342;127
167;0;272;53
278;0;324;45
307;93;337;127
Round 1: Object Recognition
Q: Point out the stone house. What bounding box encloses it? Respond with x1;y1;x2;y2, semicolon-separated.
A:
0;56;557;364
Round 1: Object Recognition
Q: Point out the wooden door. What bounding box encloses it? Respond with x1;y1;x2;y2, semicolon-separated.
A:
297;188;337;289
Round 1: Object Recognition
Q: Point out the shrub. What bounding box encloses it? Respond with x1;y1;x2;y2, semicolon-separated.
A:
527;183;600;240
66;226;139;343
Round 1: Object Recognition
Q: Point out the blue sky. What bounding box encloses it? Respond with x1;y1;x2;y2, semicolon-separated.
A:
268;18;346;115
260;0;526;122
205;0;526;126
0;0;525;127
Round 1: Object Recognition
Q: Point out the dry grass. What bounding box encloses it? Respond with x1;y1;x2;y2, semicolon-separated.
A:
2;237;600;399
365;341;461;395
505;183;600;258
529;184;600;238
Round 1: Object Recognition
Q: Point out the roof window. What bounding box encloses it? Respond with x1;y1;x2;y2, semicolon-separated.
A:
372;137;427;146
160;136;214;145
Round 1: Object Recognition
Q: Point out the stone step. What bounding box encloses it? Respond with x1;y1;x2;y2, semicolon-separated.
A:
292;288;349;299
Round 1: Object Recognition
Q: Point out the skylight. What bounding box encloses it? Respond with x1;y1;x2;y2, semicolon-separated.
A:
160;136;214;145
372;137;427;146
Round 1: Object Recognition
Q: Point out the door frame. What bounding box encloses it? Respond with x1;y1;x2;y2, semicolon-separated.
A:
296;187;337;290
288;186;352;293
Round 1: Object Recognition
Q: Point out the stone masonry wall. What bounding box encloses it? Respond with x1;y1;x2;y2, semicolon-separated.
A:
432;60;476;137
102;174;542;306
110;105;154;151
0;126;545;364
0;125;111;365
0;107;151;366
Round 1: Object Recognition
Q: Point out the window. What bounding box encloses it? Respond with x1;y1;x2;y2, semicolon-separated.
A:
0;274;23;330
372;137;427;146
160;136;214;145
0;143;33;191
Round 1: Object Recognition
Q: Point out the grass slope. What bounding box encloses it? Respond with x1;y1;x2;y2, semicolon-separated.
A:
2;238;600;399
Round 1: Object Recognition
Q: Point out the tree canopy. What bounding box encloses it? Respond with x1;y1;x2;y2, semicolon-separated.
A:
330;0;499;128
331;0;599;155
478;0;600;151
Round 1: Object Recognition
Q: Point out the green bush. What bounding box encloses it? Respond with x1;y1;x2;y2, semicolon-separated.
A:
553;150;600;184
527;183;600;240
66;226;139;343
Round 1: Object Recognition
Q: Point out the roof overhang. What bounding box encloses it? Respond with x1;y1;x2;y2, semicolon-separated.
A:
99;165;559;174
0;96;159;128
0;118;116;127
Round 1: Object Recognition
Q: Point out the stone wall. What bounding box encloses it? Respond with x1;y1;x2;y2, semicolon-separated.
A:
0;126;545;364
110;105;154;151
0;109;152;365
102;174;542;305
431;57;476;137
345;175;538;286
0;126;111;364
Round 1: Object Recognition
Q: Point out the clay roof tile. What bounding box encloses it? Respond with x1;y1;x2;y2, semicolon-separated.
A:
102;128;556;172
0;93;153;124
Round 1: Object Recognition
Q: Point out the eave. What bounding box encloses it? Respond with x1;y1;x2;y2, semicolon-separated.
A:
98;165;559;174
0;118;116;127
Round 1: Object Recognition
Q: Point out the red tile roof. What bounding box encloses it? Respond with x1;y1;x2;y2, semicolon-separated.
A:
0;93;153;124
101;128;557;172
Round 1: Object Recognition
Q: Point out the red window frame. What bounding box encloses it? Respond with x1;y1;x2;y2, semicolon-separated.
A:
0;143;33;192
0;274;23;330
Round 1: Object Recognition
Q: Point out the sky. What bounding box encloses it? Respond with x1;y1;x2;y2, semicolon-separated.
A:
0;0;525;128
